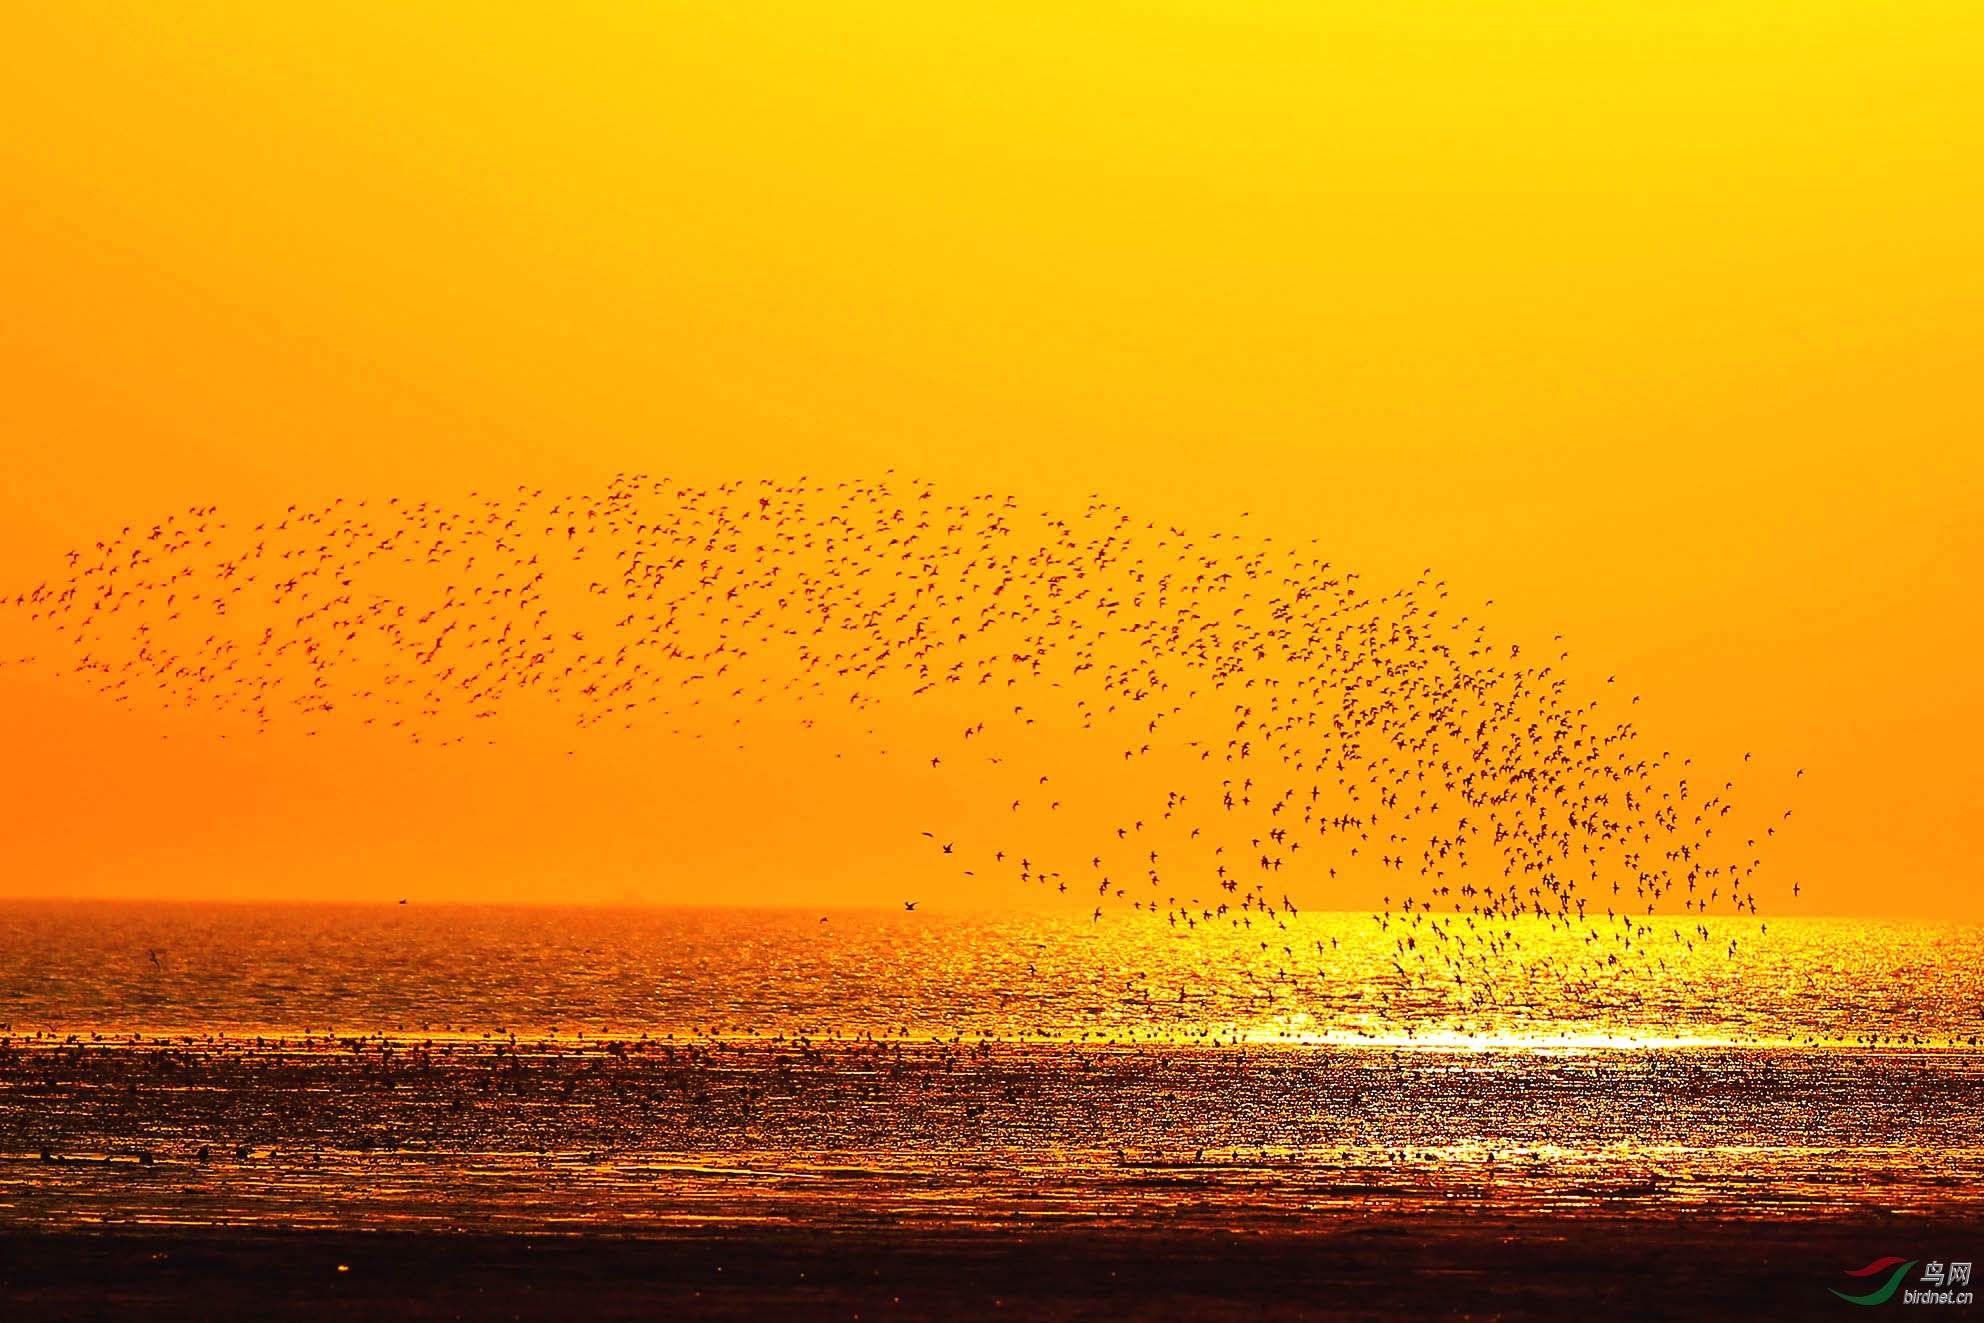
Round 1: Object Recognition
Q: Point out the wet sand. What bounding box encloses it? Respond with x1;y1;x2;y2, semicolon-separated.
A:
5;1213;1977;1321
5;908;1978;1320
7;1034;1981;1230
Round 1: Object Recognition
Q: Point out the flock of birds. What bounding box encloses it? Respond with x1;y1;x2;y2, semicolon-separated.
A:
2;473;1803;1006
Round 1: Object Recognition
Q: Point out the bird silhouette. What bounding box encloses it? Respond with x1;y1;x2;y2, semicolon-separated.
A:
0;473;1800;999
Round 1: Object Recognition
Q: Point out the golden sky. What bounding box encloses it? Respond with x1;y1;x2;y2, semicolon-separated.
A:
1;3;1978;917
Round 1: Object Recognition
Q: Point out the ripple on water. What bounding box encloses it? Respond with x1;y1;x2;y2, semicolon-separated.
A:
0;904;1977;1230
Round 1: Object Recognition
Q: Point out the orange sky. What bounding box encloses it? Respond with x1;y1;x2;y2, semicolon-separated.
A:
1;3;1978;917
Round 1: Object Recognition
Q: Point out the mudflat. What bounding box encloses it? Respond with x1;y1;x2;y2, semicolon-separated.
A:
5;1213;1976;1321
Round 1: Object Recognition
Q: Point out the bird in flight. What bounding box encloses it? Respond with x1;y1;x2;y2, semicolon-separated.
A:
2;471;1798;995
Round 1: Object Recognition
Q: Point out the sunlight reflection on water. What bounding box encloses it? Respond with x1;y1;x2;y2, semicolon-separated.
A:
0;903;1976;1047
1;904;1978;1231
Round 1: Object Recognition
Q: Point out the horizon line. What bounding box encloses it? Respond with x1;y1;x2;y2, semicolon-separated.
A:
0;893;1972;925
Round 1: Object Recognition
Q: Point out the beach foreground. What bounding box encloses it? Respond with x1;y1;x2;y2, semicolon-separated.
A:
6;1214;1979;1321
5;907;1978;1318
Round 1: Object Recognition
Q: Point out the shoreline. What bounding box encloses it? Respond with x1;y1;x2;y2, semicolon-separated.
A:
4;1212;1976;1320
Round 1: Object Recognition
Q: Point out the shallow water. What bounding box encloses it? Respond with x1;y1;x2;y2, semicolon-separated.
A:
4;903;1979;1046
1;903;1978;1231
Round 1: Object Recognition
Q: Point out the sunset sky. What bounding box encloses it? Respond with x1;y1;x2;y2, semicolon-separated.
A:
2;3;1978;918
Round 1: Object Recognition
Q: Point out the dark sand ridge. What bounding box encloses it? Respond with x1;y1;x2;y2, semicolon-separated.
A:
5;1215;1979;1321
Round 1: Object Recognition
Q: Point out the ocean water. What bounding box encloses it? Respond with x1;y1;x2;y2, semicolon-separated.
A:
1;903;1979;1231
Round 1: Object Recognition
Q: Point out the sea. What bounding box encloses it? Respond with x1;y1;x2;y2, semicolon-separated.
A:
1;903;1979;1233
